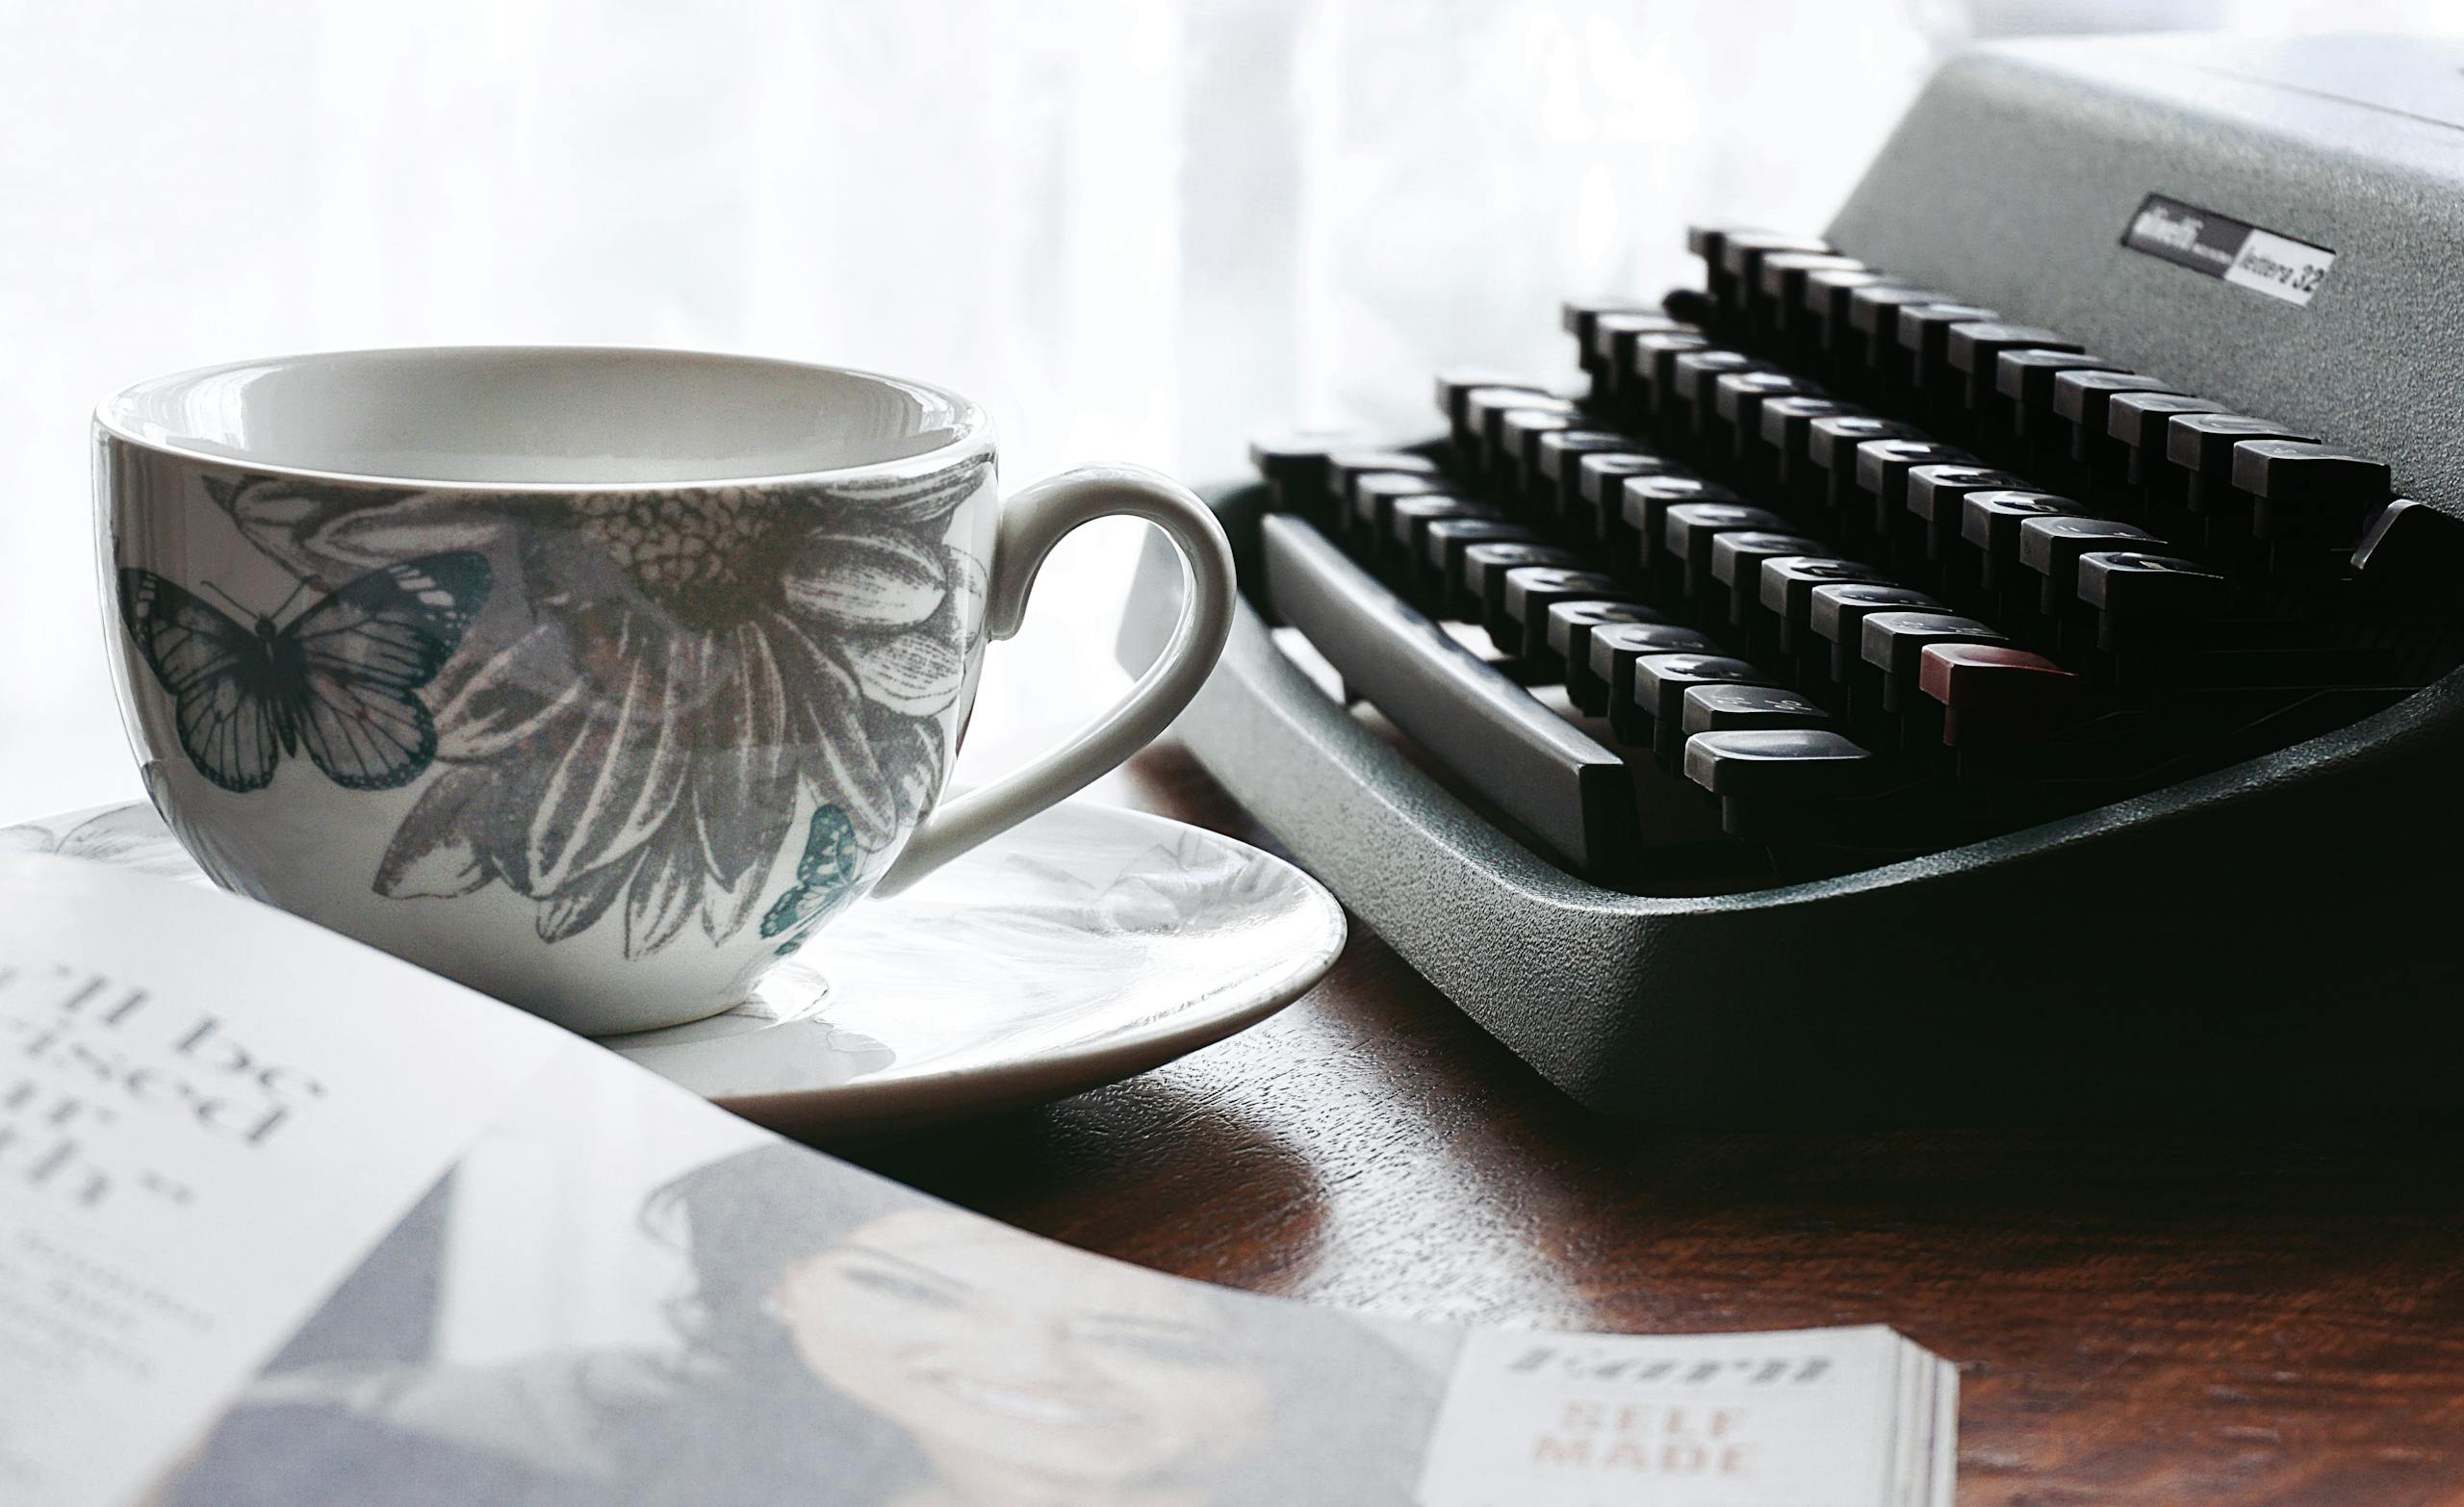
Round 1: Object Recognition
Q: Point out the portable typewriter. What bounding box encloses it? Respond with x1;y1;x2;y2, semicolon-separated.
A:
1118;32;2464;1125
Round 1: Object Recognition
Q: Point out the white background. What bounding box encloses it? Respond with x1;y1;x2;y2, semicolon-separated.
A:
2;0;2453;819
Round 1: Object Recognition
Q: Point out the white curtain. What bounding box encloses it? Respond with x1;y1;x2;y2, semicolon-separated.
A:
2;0;2455;814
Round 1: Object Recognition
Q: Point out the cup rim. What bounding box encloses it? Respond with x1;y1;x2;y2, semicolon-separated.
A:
92;345;996;494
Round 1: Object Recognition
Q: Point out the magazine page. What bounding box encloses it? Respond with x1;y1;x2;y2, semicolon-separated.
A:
1;853;1950;1507
0;854;571;1507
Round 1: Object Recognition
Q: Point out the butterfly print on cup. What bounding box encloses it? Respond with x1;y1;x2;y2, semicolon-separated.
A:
117;554;492;794
759;805;863;956
201;459;989;958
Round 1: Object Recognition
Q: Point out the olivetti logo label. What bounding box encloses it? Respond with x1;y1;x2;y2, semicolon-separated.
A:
2121;192;2335;306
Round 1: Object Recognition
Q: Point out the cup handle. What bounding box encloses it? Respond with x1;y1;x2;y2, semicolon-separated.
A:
872;464;1236;897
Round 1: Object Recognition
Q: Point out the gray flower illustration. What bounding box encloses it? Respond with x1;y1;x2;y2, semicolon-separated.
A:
211;459;990;956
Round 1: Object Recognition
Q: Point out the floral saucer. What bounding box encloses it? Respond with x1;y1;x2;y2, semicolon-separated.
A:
1;799;1345;1137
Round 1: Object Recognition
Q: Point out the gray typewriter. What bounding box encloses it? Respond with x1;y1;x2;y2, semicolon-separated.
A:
1118;32;2464;1125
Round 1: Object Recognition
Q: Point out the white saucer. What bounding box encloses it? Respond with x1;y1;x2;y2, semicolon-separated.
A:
1;799;1346;1137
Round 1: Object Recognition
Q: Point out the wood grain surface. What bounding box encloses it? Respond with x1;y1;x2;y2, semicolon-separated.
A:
848;742;2464;1507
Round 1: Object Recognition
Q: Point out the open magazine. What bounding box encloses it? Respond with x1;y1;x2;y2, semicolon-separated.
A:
0;850;1957;1506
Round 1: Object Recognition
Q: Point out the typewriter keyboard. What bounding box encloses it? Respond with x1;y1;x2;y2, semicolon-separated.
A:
1248;227;2464;890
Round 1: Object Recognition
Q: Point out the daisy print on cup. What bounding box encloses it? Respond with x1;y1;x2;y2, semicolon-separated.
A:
99;348;1234;1034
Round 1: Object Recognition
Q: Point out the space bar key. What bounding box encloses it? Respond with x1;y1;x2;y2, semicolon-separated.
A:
1261;513;1637;878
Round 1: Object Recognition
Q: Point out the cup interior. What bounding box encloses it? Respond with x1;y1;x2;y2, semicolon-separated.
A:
95;346;984;487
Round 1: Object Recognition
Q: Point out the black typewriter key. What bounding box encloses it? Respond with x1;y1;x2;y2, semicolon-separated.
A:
1249;428;1379;516
1689;223;1812;275
1574;452;1684;544
2230;440;2392;543
1959;490;2085;589
1670;347;1767;402
1859;611;2009;713
1498;408;1582;501
2050;369;2178;483
1627;653;1778;760
1561;295;1664;348
1804;268;1905;358
1455;384;1557;457
1812;582;1945;684
1713;232;1833;330
1501;568;1634;666
1757;251;1864;340
1854;439;1973;534
1846;284;1952;355
1711;531;1826;630
1714;370;1823;461
1588;623;1722;724
1326;448;1441;490
1324;450;1445;535
1387;494;1499;578
1756;396;1855;489
1942;323;2080;408
1683;728;1881;835
1806;416;1923;511
2107;391;2227;456
1682;726;1875;795
1992;347;2112;411
1348;469;1455;549
1890;302;1998;391
1757;249;1861;298
1463;540;1585;634
2106;392;2227;490
1589;312;1694;402
1423;518;1541;613
2165;413;2314;508
1590;309;1690;362
1990;349;2119;443
1905;465;2029;564
2076;549;2226;651
1464;388;1580;476
2053;369;2176;451
1685;223;1738;261
1661;502;1790;594
1915;643;2083;746
1681;682;1835;738
1685;225;1782;311
1434;370;1541;433
1552;601;1676;711
1669;349;1772;442
1760;557;1894;654
1616;474;1739;565
1295;450;1432;536
1719;231;1832;295
2075;549;2225;618
2017;514;2157;615
1847;285;1958;388
1628;332;1712;421
1535;430;1643;524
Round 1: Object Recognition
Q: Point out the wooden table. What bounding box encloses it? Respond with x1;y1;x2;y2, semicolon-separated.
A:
851;742;2464;1507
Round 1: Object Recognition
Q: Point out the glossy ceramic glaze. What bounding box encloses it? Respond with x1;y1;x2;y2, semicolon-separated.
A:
1;798;1342;1135
94;348;1234;1034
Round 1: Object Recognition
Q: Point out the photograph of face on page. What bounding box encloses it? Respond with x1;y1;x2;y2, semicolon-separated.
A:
152;1068;1450;1507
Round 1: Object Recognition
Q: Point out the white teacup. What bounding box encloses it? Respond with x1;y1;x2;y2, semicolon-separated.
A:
96;347;1234;1034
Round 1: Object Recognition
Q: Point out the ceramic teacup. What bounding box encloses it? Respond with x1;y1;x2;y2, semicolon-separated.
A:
96;347;1234;1034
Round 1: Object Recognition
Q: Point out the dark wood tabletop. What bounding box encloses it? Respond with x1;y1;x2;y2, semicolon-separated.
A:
850;741;2464;1507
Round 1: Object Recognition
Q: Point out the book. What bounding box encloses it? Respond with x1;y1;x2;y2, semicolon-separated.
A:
0;850;1957;1506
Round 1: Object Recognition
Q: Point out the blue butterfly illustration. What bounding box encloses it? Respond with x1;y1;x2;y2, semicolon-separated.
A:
760;805;862;953
117;553;492;794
